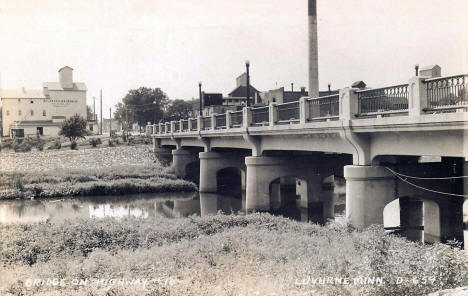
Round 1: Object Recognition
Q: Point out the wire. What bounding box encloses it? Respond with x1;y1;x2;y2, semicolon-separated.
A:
385;167;468;180
385;168;468;198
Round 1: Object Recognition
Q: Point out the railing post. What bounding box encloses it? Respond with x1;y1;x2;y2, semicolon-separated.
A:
299;97;310;124
339;87;359;120
408;76;428;116
211;114;216;130
226;111;232;130
269;103;278;126
243;107;252;128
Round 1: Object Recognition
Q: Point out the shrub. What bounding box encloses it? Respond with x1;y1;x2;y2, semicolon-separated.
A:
108;139;114;147
89;138;101;147
70;141;78;150
13;139;32;152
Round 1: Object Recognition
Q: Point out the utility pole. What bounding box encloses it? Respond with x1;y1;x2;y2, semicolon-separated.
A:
109;107;112;137
198;82;202;116
125;107;129;139
93;96;96;122
245;60;250;107
100;89;103;135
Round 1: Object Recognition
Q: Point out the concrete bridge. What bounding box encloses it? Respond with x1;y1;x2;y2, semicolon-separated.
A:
150;73;468;245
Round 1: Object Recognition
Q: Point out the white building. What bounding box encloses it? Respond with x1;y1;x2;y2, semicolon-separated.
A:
1;66;96;137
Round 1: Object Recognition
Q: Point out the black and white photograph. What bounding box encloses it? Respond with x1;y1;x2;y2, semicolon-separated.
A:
0;0;467;295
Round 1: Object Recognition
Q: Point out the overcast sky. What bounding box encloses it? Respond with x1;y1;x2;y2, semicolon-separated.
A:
0;0;466;112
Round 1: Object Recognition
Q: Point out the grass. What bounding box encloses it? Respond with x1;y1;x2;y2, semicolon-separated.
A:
0;213;467;296
0;145;197;200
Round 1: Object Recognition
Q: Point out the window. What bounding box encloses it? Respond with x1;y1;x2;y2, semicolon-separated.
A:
17;99;20;103
43;110;46;116
30;100;34;104
18;110;22;116
30;110;34;116
6;110;10;116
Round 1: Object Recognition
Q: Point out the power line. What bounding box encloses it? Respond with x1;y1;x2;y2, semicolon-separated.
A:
385;167;468;180
385;167;468;198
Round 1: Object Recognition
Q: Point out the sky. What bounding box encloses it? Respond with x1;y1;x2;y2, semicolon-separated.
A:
0;0;467;113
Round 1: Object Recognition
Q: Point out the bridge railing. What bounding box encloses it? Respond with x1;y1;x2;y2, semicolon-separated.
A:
215;114;227;129
424;74;468;112
165;122;171;134
181;119;189;132
202;116;212;130
251;106;269;126
230;110;243;127
355;84;409;117
307;94;340;121
277;101;300;124
173;121;180;133
189;118;198;131
153;124;159;134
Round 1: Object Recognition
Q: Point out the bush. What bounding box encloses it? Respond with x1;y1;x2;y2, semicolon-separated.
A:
13;139;32;152
89;138;101;147
108;139;114;147
70;141;78;150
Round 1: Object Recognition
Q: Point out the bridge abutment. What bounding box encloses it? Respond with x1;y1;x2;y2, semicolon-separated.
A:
344;165;396;228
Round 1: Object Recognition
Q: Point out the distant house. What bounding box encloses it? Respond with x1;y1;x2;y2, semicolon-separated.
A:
260;86;338;105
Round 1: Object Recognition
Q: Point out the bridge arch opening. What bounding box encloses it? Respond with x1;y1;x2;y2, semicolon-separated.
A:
268;175;336;224
216;167;244;200
185;160;200;185
383;196;424;242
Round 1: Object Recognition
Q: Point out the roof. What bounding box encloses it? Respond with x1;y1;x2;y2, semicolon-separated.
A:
228;85;260;98
0;89;45;99
420;64;440;71
58;66;73;72
283;90;309;103
43;82;87;91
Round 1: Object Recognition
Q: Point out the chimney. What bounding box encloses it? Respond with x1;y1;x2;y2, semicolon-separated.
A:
59;66;74;89
300;86;306;92
291;83;294;92
308;0;319;98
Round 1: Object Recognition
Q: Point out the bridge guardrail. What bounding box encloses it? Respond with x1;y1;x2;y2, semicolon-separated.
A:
424;74;468;112
356;84;409;117
230;110;243;127
181;120;189;132
173;121;180;133
215;114;227;129
307;94;339;121
252;106;269;126
277;101;300;124
202;116;212;130
165;122;171;134
190;118;198;131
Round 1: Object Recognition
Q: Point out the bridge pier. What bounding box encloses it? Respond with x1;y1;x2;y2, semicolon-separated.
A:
172;149;198;178
344;165;396;229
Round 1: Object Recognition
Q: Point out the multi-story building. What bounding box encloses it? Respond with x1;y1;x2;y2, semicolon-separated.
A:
0;66;96;137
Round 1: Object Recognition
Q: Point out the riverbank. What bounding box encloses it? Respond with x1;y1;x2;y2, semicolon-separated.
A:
0;145;197;200
1;213;467;296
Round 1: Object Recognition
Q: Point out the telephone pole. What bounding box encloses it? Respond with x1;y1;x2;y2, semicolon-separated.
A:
93;96;96;122
109;107;112;137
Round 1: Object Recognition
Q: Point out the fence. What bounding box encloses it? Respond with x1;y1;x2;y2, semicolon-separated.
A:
425;74;468;111
356;84;408;116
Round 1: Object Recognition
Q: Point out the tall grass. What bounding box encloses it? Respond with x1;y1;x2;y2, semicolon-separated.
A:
1;214;467;295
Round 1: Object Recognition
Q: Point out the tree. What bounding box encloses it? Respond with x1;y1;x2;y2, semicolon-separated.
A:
59;114;88;145
166;99;196;121
115;87;169;129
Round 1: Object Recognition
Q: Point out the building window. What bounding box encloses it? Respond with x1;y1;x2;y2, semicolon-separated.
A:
6;110;10;116
30;100;34;104
43;110;46;116
18;110;22;116
30;110;34;116
17;99;20;103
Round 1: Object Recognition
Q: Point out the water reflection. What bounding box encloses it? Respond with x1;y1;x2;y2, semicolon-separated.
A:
0;188;346;224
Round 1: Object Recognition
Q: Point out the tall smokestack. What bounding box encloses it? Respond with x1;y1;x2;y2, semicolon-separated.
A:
308;0;319;98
